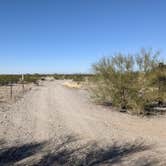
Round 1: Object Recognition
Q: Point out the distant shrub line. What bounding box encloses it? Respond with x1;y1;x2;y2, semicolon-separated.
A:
53;74;93;82
0;74;93;86
0;74;43;85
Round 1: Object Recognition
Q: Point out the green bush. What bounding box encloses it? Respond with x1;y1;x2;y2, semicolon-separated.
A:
72;75;85;83
91;49;166;115
0;75;20;85
24;74;42;84
0;74;43;86
53;74;92;82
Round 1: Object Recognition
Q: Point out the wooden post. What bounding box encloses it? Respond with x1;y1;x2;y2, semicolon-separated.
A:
22;82;25;93
10;83;13;99
22;74;25;93
22;74;24;81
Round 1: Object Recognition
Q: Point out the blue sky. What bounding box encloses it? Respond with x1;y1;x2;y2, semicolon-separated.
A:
0;0;166;74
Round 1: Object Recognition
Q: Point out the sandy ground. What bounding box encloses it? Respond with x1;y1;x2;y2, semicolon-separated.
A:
0;83;33;112
0;80;166;166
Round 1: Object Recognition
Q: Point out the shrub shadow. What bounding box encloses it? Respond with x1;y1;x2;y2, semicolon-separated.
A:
0;136;160;166
0;140;46;166
36;137;159;166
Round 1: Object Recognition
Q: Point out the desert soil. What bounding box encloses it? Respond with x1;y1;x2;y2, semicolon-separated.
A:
0;80;166;166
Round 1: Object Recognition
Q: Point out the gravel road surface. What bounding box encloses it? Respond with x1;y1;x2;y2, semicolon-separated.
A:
0;80;166;166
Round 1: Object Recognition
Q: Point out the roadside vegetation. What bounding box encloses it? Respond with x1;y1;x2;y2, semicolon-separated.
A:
0;75;20;85
0;74;44;102
24;74;43;84
91;49;166;115
0;73;92;87
0;74;43;85
54;74;93;83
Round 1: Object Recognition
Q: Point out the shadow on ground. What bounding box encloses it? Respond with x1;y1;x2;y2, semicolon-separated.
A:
0;140;46;166
0;136;160;166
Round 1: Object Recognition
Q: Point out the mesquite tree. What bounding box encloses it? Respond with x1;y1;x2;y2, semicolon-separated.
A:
91;49;165;114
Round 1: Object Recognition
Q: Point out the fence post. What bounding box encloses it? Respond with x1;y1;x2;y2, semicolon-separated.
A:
22;74;25;93
22;81;25;93
10;83;13;99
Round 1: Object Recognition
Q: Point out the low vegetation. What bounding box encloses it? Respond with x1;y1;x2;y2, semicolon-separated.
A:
0;74;43;86
0;75;20;85
53;74;93;83
91;49;166;115
23;74;42;84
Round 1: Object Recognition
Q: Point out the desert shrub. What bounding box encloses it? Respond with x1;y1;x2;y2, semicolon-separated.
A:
91;49;165;114
91;55;138;112
72;74;85;83
0;74;47;86
54;75;61;80
134;50;166;113
148;63;166;105
24;74;41;84
91;58;114;104
0;75;20;85
53;74;92;82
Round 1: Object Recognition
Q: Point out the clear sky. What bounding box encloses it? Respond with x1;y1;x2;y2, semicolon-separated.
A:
0;0;166;74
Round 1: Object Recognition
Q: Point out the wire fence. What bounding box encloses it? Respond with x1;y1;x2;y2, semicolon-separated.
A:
0;83;33;103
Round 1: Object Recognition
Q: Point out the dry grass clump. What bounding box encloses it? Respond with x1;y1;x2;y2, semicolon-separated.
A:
63;81;82;89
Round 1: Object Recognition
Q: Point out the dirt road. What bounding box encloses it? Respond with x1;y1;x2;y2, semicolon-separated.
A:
0;80;166;165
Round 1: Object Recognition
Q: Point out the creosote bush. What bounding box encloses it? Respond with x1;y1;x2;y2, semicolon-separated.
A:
91;49;166;115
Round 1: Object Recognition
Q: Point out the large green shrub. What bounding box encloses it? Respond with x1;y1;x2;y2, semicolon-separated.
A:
91;49;165;114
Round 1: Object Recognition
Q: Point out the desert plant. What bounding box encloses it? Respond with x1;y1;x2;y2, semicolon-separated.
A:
72;74;85;83
91;55;137;111
148;63;166;105
0;75;20;85
91;49;165;114
24;74;42;84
